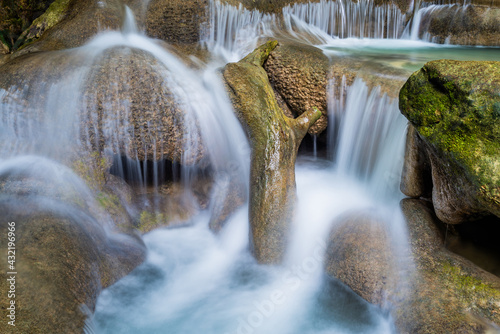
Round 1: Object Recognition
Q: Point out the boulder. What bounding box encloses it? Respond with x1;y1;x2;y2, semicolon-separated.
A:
223;40;321;263
0;46;207;166
0;198;145;333
397;199;500;333
325;213;398;307
324;199;500;333
146;0;209;45
83;46;207;165
400;124;432;198
399;60;500;224
264;40;330;135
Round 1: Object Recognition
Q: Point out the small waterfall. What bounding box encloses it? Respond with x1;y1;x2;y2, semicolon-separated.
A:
283;0;408;39
332;78;407;200
201;0;276;61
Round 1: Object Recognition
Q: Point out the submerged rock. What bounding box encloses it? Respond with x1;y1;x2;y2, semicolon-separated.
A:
399;60;500;224
223;40;321;264
325;213;398;307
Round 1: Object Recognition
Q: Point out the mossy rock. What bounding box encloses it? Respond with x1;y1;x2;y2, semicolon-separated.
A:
399;60;500;223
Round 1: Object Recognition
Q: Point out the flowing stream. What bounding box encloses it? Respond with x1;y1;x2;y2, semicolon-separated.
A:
0;0;498;333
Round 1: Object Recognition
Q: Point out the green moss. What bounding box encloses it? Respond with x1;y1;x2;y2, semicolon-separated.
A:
72;152;111;192
400;60;500;209
441;261;500;304
138;211;168;233
96;192;119;211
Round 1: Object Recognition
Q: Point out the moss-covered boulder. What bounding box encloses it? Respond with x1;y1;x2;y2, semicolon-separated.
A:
223;40;321;264
0;0;57;52
399;60;500;224
11;0;146;56
397;199;500;333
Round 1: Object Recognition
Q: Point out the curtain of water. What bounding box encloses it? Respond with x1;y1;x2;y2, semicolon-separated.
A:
283;0;408;39
201;0;276;61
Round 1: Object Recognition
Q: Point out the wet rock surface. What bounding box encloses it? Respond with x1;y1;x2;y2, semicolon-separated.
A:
325;199;500;333
399;60;500;224
418;4;500;46
0;197;145;334
264;40;330;135
223;40;321;263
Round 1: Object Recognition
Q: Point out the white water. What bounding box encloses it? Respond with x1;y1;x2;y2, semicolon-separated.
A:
2;1;497;333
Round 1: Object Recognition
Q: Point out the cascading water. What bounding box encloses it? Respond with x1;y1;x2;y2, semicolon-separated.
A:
2;0;499;333
283;0;408;39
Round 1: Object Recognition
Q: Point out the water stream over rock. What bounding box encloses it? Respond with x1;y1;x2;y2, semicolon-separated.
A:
0;0;499;333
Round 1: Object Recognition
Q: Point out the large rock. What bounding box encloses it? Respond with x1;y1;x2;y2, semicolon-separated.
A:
417;4;500;46
400;124;432;198
399;60;500;224
264;41;330;135
397;199;500;333
0;46;207;166
83;46;206;165
325;199;500;333
223;40;321;264
12;0;147;56
0;156;146;333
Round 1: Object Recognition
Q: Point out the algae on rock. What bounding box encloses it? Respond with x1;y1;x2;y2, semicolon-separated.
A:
223;40;321;264
399;60;500;223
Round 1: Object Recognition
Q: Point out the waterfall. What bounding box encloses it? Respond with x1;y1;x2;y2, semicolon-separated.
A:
201;0;276;61
333;78;407;200
283;0;408;39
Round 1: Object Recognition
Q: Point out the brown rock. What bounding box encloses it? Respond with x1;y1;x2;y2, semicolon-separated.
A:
417;4;500;46
324;199;500;333
83;46;207;164
0;198;145;334
400;124;432;198
325;213;398;307
264;40;330;135
223;40;321;263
